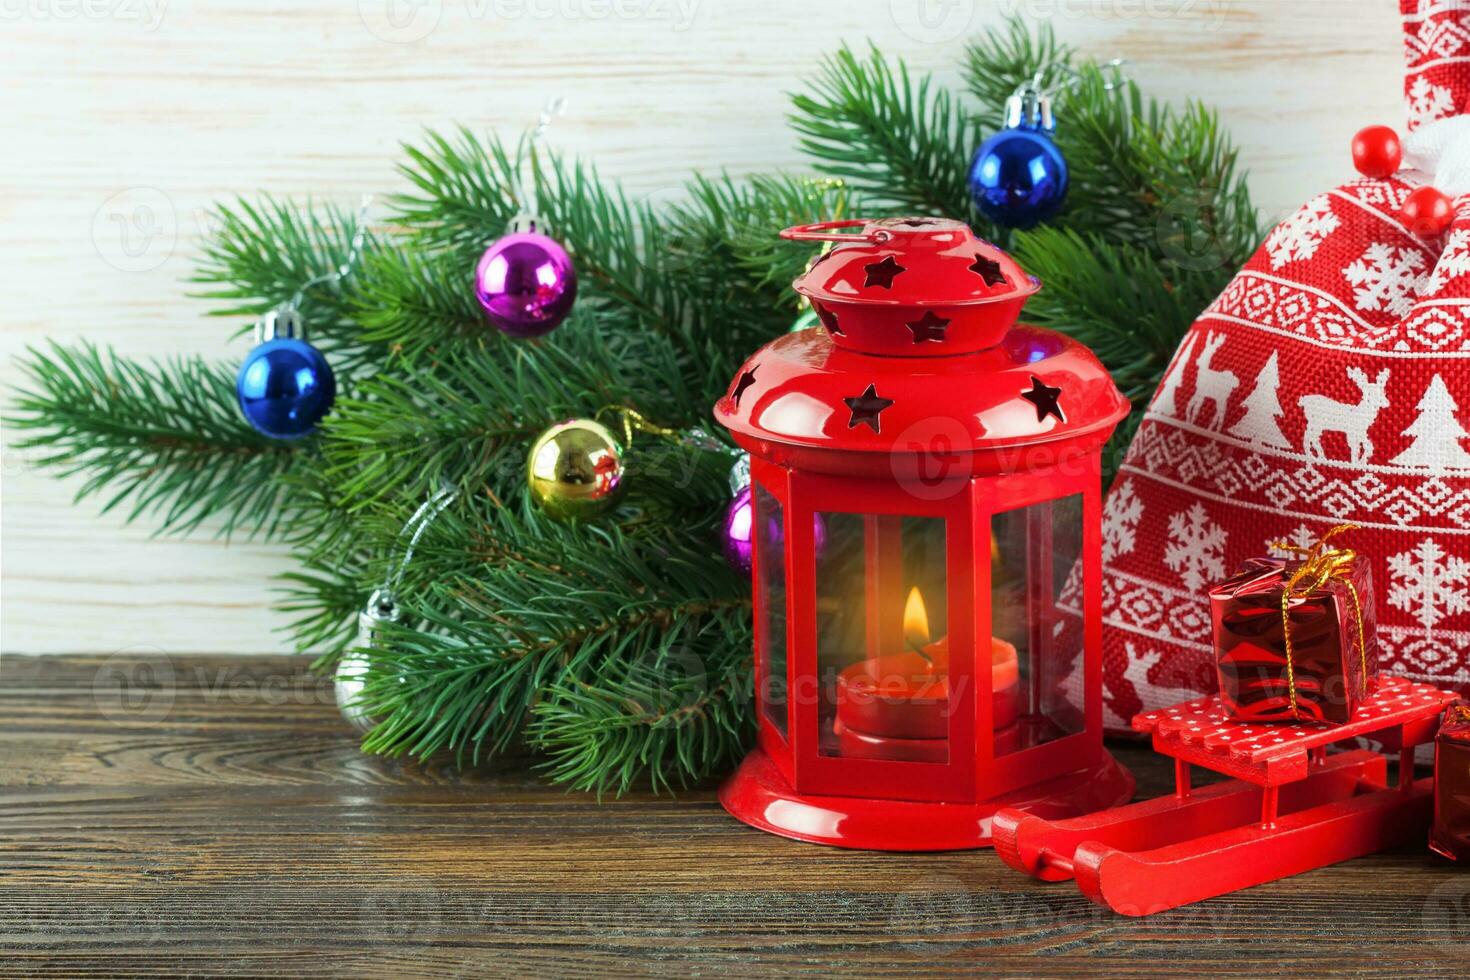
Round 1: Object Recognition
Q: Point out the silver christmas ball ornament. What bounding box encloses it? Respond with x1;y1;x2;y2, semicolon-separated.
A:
335;588;401;732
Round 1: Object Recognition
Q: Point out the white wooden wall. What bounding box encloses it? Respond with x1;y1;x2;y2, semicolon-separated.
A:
1;0;1405;654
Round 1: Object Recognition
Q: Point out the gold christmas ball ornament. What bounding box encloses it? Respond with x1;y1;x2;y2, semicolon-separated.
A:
527;418;626;520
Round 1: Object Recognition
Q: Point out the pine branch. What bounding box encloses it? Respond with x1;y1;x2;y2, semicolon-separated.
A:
790;44;975;217
392;127;521;257
355;509;751;784
528;617;753;795
9;342;308;538
961;16;1073;110
316;308;695;512
1052;68;1262;261
1013;224;1253;485
190;197;377;365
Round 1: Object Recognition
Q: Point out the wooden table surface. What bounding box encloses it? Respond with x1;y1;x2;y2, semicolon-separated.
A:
3;655;1466;978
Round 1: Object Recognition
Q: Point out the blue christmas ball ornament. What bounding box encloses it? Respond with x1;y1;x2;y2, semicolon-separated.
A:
235;308;336;439
967;86;1068;229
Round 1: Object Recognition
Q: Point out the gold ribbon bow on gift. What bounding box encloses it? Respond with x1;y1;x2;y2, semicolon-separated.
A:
1269;523;1369;721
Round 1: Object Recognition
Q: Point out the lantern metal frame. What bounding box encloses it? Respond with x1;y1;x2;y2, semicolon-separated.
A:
715;217;1136;850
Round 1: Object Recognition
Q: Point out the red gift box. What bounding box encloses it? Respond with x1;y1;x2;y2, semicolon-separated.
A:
1208;526;1378;724
1432;701;1470;863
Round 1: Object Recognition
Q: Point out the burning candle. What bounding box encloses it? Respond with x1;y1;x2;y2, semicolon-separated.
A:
835;587;1022;760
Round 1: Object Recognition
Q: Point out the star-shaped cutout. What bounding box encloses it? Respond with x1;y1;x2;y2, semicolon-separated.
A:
730;366;758;408
863;256;906;289
969;254;1008;288
814;303;844;336
1020;375;1064;424
844;383;894;433
905;310;950;344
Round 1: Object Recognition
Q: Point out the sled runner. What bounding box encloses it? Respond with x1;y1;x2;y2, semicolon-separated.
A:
991;676;1457;915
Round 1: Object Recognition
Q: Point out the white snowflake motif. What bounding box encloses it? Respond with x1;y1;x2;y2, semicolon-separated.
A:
1408;76;1457;128
1102;481;1145;563
1265;524;1320;559
1343;243;1429;317
1264;194;1340;269
1387;537;1470;635
1423;228;1470;295
1162;502;1228;592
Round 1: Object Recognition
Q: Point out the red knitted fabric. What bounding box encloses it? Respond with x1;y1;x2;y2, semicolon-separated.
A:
1097;0;1470;731
1404;0;1470;129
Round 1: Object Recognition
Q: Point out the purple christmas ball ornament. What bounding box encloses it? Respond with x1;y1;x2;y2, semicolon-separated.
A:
474;230;578;337
721;485;826;575
723;485;756;574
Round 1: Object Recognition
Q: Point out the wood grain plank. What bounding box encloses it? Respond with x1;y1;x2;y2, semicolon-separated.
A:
0;654;1465;976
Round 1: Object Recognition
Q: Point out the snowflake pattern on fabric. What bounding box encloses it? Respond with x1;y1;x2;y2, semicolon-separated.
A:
1343;243;1429;316
1423;228;1470;295
1264;194;1340;269
1162;502;1228;591
1102;480;1144;562
1387;538;1470;634
1265;523;1320;559
1408;75;1457;128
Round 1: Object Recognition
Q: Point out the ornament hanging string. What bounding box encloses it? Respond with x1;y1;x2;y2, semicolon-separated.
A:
258;194;374;342
508;96;567;234
597;405;683;448
595;404;729;456
795;177;848;315
376;483;460;615
291;193;374;311
238;195;371;439
339;483;459;732
1270;523;1369;721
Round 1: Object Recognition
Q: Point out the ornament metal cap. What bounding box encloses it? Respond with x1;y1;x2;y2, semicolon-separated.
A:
1003;87;1054;132
255;304;306;343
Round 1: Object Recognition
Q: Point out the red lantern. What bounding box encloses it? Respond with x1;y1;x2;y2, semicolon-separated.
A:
714;217;1136;850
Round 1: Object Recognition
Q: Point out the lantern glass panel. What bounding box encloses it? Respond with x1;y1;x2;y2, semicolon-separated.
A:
990;493;1086;755
815;511;949;763
755;483;788;738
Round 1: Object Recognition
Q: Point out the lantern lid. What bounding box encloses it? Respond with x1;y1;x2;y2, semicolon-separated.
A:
784;217;1039;357
714;324;1129;460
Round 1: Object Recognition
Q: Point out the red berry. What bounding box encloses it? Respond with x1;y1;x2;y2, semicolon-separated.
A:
1352;125;1402;179
1402;185;1455;236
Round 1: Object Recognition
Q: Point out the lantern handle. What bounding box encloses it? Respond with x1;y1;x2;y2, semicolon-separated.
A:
780;219;892;244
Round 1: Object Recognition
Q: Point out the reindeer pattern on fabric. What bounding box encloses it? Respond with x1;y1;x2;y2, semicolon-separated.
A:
1094;0;1470;729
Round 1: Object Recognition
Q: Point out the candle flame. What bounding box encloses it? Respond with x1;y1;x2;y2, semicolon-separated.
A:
903;586;930;649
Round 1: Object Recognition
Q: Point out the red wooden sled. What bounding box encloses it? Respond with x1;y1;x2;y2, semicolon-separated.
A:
992;676;1458;915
